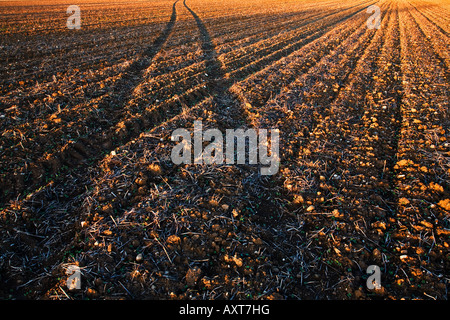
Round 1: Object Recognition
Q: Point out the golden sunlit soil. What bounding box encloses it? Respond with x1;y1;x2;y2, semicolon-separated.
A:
0;0;448;300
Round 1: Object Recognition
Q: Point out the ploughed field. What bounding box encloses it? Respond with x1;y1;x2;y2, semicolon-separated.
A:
0;0;448;299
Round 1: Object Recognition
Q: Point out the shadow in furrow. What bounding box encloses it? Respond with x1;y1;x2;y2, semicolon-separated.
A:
182;0;377;127
112;0;179;99
183;0;225;87
0;1;179;207
0;0;180;296
183;0;241;125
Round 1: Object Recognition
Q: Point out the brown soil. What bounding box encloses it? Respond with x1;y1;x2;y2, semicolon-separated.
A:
0;0;448;300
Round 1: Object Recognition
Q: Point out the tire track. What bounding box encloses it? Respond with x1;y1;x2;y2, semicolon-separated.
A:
0;0;183;296
29;0;374;298
0;0;180;206
1;0;371;207
0;0;370;175
0;0;343;87
2;0;447;300
182;0;244;128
